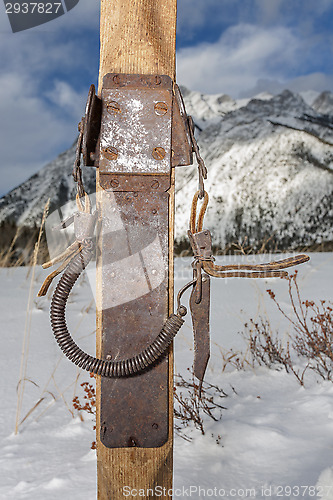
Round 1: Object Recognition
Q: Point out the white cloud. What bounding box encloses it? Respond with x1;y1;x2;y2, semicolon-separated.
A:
45;80;86;117
177;24;303;95
246;73;333;97
0;0;100;196
0;72;80;196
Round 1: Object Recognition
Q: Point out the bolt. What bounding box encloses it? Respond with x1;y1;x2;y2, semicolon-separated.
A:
107;101;121;115
152;423;159;429
178;305;187;317
104;147;118;161
151;179;160;189
154;102;168;116
128;436;139;447
152;147;166;160
109;178;119;188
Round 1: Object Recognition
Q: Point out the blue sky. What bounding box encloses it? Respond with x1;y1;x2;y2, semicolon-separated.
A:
0;0;332;197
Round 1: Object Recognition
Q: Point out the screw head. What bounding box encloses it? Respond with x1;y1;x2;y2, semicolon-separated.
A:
110;178;119;188
154;102;168;116
107;101;121;115
151;180;160;189
104;147;118;161
152;147;166;160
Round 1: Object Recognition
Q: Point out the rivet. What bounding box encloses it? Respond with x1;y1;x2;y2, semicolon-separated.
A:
151;180;160;189
104;147;118;161
109;178;119;188
152;423;159;429
154;102;168;116
133;192;138;197
152;147;166;160
106;354;112;360
202;276;207;282
107;101;121;115
152;208;157;214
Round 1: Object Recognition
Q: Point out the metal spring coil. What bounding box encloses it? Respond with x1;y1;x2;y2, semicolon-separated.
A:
50;243;184;377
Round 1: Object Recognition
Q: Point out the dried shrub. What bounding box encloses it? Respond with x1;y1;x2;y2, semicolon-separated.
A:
73;375;96;449
174;369;227;442
243;271;333;384
245;318;308;385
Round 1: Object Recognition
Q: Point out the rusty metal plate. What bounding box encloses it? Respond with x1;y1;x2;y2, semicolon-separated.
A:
99;74;173;175
190;274;210;385
99;173;171;192
82;84;102;166
99;176;170;448
188;230;213;260
172;85;193;167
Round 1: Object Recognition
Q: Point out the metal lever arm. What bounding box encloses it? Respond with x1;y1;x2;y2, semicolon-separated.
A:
201;254;310;279
189;191;310;279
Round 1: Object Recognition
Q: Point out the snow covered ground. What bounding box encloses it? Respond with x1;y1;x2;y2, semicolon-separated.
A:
1;252;333;499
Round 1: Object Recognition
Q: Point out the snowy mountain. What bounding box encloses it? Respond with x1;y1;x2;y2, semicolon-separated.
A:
0;89;332;251
311;91;333;115
175;89;333;251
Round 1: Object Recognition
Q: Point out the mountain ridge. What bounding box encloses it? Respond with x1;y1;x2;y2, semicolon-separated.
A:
1;89;333;252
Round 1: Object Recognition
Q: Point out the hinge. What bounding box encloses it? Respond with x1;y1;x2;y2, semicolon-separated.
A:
82;74;193;173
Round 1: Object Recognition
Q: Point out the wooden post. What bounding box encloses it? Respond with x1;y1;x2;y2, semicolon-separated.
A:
96;0;177;498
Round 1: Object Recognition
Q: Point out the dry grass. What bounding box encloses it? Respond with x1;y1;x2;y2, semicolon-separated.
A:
15;200;50;434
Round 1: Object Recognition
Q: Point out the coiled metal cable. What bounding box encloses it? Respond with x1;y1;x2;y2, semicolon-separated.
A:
50;242;184;377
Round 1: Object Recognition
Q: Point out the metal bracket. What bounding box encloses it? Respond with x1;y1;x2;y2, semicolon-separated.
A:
82;75;193;172
81;84;102;166
172;84;193;167
95;74;193;449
